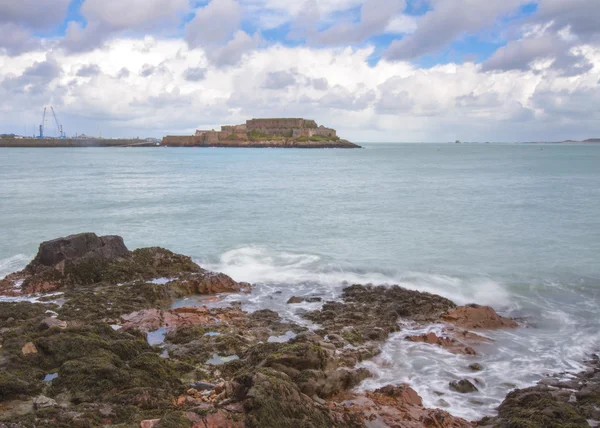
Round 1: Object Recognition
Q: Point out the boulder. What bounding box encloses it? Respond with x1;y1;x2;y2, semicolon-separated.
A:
469;363;483;371
442;304;518;329
140;420;160;428
449;379;478;393
39;317;68;330
29;233;129;268
33;395;58;409
21;342;38;355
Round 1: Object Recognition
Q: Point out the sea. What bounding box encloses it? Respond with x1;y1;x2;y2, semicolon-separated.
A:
1;143;599;420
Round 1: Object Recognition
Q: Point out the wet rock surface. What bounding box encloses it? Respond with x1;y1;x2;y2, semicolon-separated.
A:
479;354;600;427
2;234;586;428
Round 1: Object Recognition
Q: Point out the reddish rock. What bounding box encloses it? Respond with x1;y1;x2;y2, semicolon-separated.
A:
442;304;518;329
188;410;244;428
22;342;38;355
406;332;477;355
121;309;164;332
337;384;473;427
140;419;160;428
173;273;251;296
121;306;247;333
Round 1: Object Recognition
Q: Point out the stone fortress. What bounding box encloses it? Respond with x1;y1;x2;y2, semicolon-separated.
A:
161;117;360;148
195;118;337;144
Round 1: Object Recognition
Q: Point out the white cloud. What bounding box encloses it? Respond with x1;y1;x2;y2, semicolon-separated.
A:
186;0;243;48
2;37;599;142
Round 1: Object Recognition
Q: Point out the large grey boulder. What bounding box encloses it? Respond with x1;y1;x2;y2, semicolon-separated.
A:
29;233;130;268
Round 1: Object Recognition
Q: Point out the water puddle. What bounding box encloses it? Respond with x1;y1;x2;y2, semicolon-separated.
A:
205;354;239;365
267;330;297;343
43;373;58;382
146;327;167;346
0;292;65;306
110;324;122;331
150;277;176;285
204;332;221;337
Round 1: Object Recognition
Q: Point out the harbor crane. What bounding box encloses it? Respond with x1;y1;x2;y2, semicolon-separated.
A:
50;106;66;138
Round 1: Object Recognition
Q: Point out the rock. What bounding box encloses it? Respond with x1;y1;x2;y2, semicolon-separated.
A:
450;379;478;393
287;296;304;304
33;395;58;409
140;419;160;428
39;317;67;330
192;381;216;391
30;233;129;267
21;342;38;355
121;306;247;333
442;304;518;329
469;363;483;371
199;409;244;427
406;332;477;355
374;384;423;406
337;386;473;427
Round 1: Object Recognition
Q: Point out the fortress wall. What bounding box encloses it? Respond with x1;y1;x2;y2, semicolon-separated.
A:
312;127;337;138
247;118;304;130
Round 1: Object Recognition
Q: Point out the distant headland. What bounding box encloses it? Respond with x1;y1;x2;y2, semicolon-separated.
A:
162;118;361;148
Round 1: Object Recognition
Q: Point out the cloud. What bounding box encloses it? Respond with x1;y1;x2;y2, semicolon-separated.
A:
186;0;242;48
61;0;188;52
483;24;595;77
535;0;600;41
0;23;40;56
81;0;188;31
0;0;70;30
262;70;297;89
183;67;207;82
1;20;600;142
309;77;329;90
76;64;102;77
1;58;62;97
185;0;259;67
205;31;261;67
385;0;529;60
315;0;406;44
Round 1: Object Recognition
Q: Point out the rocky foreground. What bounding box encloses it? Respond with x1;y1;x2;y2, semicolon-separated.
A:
0;233;598;427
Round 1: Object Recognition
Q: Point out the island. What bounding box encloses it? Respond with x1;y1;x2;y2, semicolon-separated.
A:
162;118;361;148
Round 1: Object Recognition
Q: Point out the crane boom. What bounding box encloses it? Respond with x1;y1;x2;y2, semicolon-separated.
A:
50;106;66;138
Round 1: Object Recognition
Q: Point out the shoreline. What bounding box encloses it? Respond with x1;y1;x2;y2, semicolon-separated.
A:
0;137;362;149
1;233;597;427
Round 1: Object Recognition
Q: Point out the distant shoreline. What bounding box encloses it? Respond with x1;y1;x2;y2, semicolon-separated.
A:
0;137;361;149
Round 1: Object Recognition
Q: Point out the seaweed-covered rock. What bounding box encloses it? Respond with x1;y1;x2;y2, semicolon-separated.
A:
0;233;206;294
479;354;600;427
305;284;456;345
238;368;334;428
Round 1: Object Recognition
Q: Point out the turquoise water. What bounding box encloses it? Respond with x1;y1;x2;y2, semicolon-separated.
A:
1;143;599;419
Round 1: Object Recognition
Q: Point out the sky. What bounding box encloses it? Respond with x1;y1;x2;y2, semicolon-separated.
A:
0;0;599;142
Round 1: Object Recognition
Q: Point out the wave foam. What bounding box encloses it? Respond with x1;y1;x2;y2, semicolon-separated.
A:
0;254;30;280
200;246;512;307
